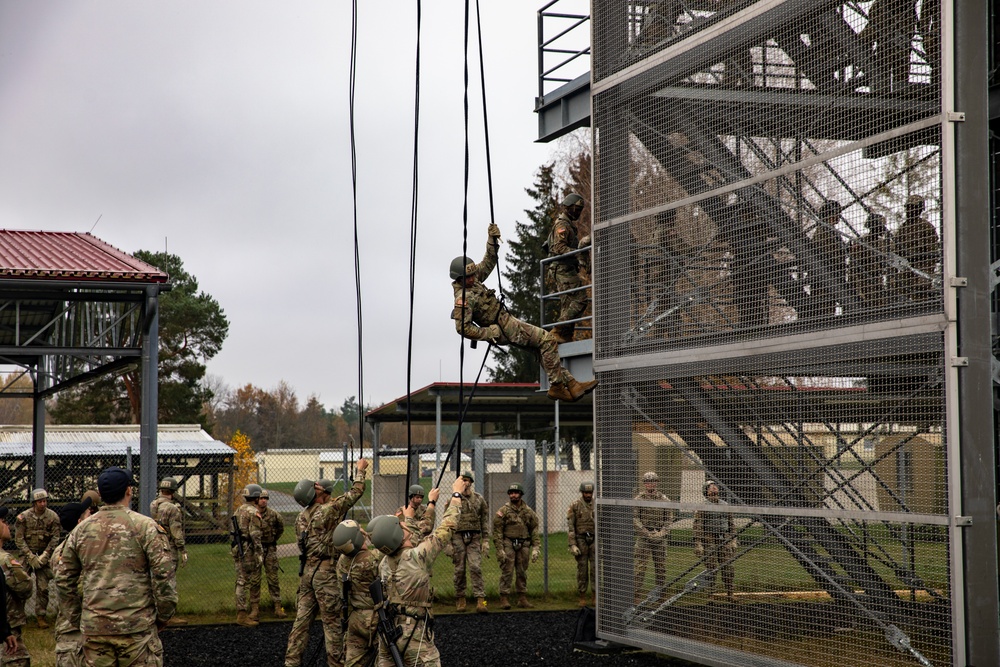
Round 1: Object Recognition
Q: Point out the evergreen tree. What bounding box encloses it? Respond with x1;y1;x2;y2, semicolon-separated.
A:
490;164;560;382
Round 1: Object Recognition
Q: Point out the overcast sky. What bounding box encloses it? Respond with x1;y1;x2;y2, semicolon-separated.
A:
0;2;588;410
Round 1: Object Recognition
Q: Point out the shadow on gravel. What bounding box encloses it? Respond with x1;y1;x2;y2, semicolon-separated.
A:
160;610;686;666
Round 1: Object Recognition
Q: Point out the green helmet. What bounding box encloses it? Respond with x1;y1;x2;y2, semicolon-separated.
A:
507;483;524;495
317;479;335;495
158;478;178;492
259;489;270;499
408;485;425;498
460;470;474;482
31;488;49;502
241;484;263;500
561;193;585;208
703;480;720;497
333;519;365;556
368;515;404;555
580;481;594;494
293;479;316;507
449;256;473;280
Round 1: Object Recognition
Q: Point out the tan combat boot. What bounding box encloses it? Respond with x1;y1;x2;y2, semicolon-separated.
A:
36;617;49;630
236;611;259;627
476;597;488;613
274;603;287;618
567;378;599;401
548;325;574;344
249;602;260;623
499;595;511;610
579;594;588;608
166;616;189;626
455;597;466;612
516;594;533;608
546;382;574;402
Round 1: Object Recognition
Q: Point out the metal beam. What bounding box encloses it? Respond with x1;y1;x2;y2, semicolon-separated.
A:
138;288;159;515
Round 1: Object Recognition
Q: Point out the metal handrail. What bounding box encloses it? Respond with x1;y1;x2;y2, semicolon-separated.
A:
537;1;591;99
539;245;593;332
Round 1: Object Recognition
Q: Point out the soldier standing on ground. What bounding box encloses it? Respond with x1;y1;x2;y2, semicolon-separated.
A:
544;193;588;343
52;497;93;667
233;484;265;627
15;488;60;628
332;516;385;667
445;471;490;613
258;489;286;618
633;471;675;603
451;224;598;402
149;477;188;626
55;467;176;666
493;483;540;610
394;486;435;544
284;459;369;667
0;507;32;667
693;481;737;602
369;478;464;667
567;481;596;607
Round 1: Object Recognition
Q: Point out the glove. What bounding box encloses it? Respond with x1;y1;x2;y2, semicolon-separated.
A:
482;541;490;560
530;547;539;563
37;553;49;567
487;222;502;244
28;555;41;570
483;324;502;344
181;552;189;568
444;542;454;558
694;543;704;557
496;549;507;566
570;545;581;557
578;234;591;248
727;539;739;551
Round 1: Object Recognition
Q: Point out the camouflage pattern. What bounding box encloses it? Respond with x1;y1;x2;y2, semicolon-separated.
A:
285;466;368;667
260;505;285;606
891;208;940;301
14;505;60;616
806;222;847;319
376;502;461;667
492;500;539;595
52;541;84;667
444;491;489;599
633;489;675;595
149;495;186;570
0;548;32;667
394;502;435;544
232;501;263;614
55;506;176;637
693;504;737;598
337;547;383;667
451;237;572;386
849;219;892;307
566;496;595;595
545;211;587;330
81;629;162;667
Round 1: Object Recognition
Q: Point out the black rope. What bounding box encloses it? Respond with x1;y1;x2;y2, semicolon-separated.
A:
404;0;422;505
434;344;492;490
475;0;502;303
349;0;364;474
457;0;471;476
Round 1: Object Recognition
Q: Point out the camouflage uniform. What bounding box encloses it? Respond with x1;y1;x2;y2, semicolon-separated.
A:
566;496;595;597
444;491;488;601
633;490;675;597
14;505;60;618
51;540;83;667
0;549;32;667
377;502;461;667
233;501;264;616
452;238;572;387
891;202;940;301
148;495;186;573
285;467;368;667
693;504;737;599
492;500;540;596
849;215;892;308
337;547;383;667
545;211;587;339
260;505;285;606
55;506;176;667
394;503;435;544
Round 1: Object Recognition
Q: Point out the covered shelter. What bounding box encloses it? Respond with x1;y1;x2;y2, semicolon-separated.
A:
0;231;168;510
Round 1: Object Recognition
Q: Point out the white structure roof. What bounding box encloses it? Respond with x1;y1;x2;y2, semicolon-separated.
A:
0;424;232;457
318;449;469;463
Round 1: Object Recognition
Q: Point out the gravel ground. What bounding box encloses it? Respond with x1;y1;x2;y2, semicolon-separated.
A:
160;610;685;667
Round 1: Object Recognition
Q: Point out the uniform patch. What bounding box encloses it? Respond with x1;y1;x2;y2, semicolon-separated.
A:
155;524;167;535
9;558;21;567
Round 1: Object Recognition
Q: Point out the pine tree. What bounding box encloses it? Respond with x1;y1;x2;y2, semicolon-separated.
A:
489;164;560;382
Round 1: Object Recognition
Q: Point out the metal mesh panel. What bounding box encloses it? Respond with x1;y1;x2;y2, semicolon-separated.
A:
594;333;951;666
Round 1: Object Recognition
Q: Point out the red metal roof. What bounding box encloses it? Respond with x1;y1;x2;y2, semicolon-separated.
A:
0;231;168;282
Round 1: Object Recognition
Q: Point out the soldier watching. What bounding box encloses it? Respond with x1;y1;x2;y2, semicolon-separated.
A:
394;485;435;544
0;506;32;665
258;489;287;619
233;484;265;627
55;466;176;666
450;224;597;402
444;471;490;613
544;193;588;343
14;488;60;628
150;477;189;627
891;194;940;300
567;481;596;607
369;477;464;666
284;459;369;667
633;471;675;603
693;481;737;602
493;482;541;610
51;497;94;667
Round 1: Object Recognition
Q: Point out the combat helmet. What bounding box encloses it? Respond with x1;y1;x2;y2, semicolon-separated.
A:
460;470;474;482
316;479;336;495
561;193;585;208
579;481;595;494
702;480;720;497
30;488;48;503
642;471;659;483
507;483;524;495
408;485;425;498
450;256;474;281
259;489;270;499
158;478;178;492
333;519;365;556
368;515;404;555
242;484;263;500
293;479;316;507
